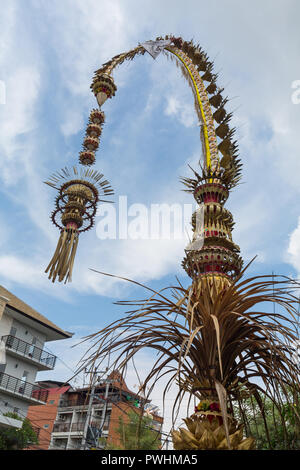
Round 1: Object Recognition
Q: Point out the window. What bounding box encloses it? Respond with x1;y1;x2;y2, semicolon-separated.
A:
48;400;55;404
19;371;28;394
13;407;19;415
21;371;28;383
28;337;36;357
58;414;67;421
43;424;49;429
9;327;17;337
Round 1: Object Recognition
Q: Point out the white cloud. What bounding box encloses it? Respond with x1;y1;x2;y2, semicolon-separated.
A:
286;217;300;278
0;65;40;184
60;108;85;137
0;0;299;295
0;254;75;303
165;95;196;128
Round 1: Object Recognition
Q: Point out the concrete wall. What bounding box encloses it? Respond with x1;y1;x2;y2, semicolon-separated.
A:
0;393;30;418
0;311;13;339
0;308;48;421
4;308;47;348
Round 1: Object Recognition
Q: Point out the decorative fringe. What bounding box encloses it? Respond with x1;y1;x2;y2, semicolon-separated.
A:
171;414;255;450
193;274;233;299
45;228;79;283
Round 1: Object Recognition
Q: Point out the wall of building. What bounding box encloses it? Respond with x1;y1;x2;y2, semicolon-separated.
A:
6;311;47;347
0;311;13;338
27;386;70;450
0;310;51;424
0;394;31;418
3;357;39;384
0;310;46;379
107;402;163;449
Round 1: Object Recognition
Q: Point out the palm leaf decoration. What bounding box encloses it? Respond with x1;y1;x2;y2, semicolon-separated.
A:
74;36;300;450
76;266;300;450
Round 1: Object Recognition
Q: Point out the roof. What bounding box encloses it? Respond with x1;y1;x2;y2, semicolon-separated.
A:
0;284;73;340
46;385;71;396
36;380;72;389
70;371;146;400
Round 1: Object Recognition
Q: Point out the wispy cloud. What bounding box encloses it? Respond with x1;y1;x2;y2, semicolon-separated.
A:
0;0;299;295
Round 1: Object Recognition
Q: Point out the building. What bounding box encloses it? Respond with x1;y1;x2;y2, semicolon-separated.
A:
43;371;163;450
0;285;72;432
26;381;71;449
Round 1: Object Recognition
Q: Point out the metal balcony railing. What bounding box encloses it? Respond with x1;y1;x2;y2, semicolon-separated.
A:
59;397;87;408
71;422;85;432
52;442;68;450
1;335;56;369
53;422;71;433
0;372;48;403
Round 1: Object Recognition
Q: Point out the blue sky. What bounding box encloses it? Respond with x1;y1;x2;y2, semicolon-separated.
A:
0;0;300;430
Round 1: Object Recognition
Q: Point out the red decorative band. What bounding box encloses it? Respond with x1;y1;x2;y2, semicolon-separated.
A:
66;222;78;230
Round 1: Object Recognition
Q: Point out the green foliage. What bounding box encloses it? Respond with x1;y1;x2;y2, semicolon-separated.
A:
0;412;39;450
98;436;123;451
234;389;300;450
110;410;161;450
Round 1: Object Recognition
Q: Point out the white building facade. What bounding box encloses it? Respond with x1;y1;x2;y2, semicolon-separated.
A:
0;286;72;430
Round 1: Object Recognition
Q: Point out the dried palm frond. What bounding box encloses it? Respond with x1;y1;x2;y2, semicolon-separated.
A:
75;264;300;447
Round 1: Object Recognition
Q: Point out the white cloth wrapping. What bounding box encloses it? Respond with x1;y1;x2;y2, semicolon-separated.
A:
141;39;172;59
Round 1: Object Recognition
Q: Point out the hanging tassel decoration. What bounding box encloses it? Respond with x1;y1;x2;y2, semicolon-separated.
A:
45;226;79;283
45;167;114;284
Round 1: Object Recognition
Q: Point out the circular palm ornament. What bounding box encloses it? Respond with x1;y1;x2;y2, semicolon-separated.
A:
45;167;113;283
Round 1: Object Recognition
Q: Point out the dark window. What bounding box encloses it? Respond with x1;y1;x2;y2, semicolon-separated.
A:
9;327;17;337
21;371;28;382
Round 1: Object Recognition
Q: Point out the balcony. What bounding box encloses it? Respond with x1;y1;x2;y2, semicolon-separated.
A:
51;438;68;450
59;393;131;409
0;372;48;404
59;397;87;408
1;335;56;370
53;420;103;434
71;422;85;432
53;422;71;433
53;421;86;434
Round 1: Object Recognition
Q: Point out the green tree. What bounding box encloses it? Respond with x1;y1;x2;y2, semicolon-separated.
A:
234;389;300;450
0;412;39;450
109;410;161;450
